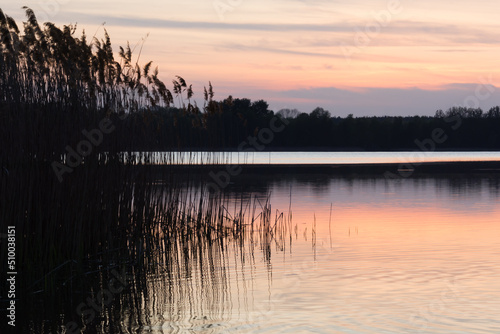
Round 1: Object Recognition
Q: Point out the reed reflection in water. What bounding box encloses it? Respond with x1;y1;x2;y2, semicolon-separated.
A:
13;171;500;333
78;185;293;334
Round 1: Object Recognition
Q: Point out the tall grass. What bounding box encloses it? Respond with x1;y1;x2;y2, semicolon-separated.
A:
0;9;292;333
0;7;217;165
0;7;174;110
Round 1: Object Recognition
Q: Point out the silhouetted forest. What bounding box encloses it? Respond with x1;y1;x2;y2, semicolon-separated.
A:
100;102;500;151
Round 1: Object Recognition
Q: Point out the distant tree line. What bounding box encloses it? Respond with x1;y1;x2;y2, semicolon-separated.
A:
2;8;499;169
110;102;500;151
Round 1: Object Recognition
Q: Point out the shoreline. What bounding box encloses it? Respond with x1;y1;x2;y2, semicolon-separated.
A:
144;160;500;175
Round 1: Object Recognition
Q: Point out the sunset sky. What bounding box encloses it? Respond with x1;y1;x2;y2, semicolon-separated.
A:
3;0;500;116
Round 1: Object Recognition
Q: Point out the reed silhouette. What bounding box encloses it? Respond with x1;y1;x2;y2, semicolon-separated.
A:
0;9;293;333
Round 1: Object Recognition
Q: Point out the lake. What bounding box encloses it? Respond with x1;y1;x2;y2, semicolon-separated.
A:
109;172;500;333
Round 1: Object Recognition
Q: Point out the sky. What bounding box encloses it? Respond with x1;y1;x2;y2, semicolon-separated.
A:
3;0;500;116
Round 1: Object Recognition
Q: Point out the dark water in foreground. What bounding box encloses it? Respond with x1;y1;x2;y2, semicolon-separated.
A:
44;173;499;334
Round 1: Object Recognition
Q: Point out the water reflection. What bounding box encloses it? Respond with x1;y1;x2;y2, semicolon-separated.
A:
60;174;500;333
115;151;500;165
126;238;234;332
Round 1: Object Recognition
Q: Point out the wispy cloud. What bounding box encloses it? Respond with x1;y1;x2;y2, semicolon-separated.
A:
65;12;351;32
218;43;344;58
63;12;500;45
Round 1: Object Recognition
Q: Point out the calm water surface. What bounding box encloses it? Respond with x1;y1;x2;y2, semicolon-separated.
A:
122;174;500;333
122;151;500;165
